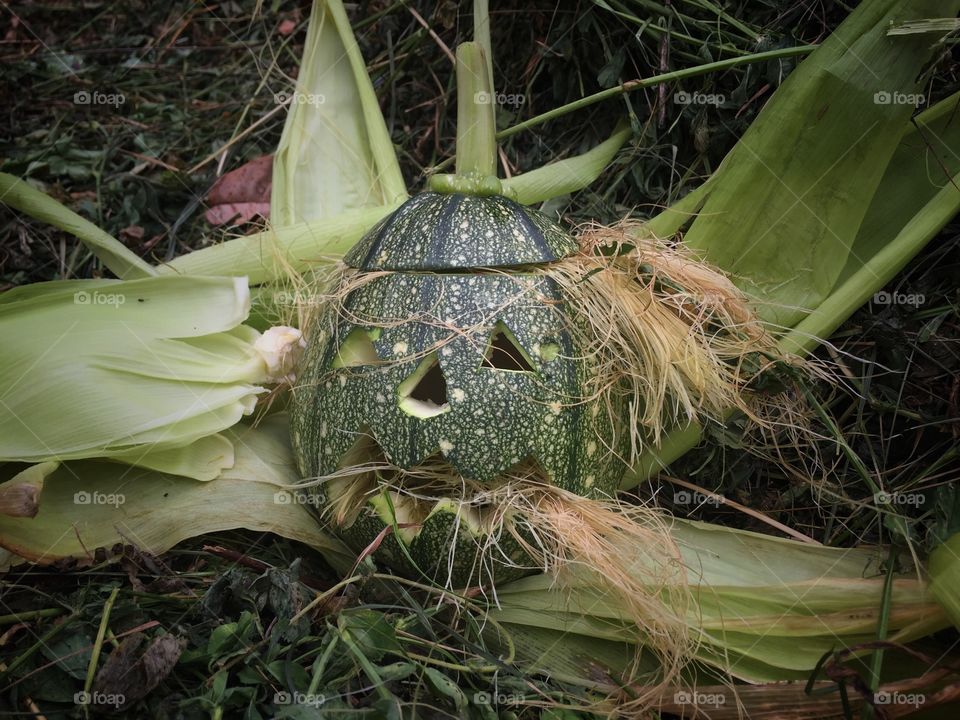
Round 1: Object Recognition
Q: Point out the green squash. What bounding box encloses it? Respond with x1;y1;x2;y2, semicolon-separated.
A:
291;192;629;586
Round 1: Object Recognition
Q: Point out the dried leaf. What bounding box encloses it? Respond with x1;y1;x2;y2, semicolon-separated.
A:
204;155;273;226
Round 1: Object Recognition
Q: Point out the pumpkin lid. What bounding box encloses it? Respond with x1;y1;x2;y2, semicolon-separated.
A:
344;192;578;270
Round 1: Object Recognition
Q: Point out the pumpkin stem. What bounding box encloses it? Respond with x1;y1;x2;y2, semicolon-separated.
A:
452;41;499;188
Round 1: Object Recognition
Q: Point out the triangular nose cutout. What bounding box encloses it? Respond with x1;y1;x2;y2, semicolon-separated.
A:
482;322;534;372
332;328;380;368
398;352;450;418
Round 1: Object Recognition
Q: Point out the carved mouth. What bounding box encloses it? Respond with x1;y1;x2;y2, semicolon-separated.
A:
319;427;545;541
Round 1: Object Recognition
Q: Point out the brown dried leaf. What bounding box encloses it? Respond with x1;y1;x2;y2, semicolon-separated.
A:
93;633;185;712
204;154;272;226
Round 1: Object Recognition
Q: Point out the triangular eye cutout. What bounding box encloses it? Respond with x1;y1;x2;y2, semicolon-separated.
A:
482;322;534;372
332;328;380;368
398;352;450;418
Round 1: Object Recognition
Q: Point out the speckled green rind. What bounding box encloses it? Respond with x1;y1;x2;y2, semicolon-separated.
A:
292;192;629;587
291;272;625;495
343;192;578;270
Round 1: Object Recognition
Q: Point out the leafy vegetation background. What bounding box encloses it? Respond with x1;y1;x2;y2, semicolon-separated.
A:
0;1;958;717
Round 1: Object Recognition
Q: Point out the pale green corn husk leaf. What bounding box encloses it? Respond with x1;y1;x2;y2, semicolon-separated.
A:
162;0;406;284
928;532;960;629
779;90;960;354
0;275;272;479
0;415;354;574
157;205;398;284
625;66;960;488
501;121;632;205
488;519;947;684
0;172;156;280
678;0;959;329
271;0;406;226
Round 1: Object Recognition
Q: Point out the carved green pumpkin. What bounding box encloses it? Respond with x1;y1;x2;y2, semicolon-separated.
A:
291;192;628;586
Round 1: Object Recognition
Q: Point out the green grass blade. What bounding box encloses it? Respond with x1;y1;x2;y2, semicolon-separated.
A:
0;172;157;280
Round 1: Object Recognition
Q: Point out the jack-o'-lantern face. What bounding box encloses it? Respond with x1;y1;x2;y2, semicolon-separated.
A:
291;192;628;586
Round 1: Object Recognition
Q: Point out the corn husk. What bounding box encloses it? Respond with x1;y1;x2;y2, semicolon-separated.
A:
0;414;354;573
487;519;947;685
928;532;960;630
271;0;406;226
501;121;632;205
157;204;399;284
158;0;409;286
625;3;960;487
0;275;276;479
677;0;959;330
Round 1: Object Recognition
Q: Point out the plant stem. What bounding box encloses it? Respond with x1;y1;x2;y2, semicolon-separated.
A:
864;543;898;720
496;45;815;140
84;587;120;701
473;0;493;94
455;42;497;178
0;608;64;626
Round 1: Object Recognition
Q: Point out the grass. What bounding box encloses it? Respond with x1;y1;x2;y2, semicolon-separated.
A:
1;0;959;717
